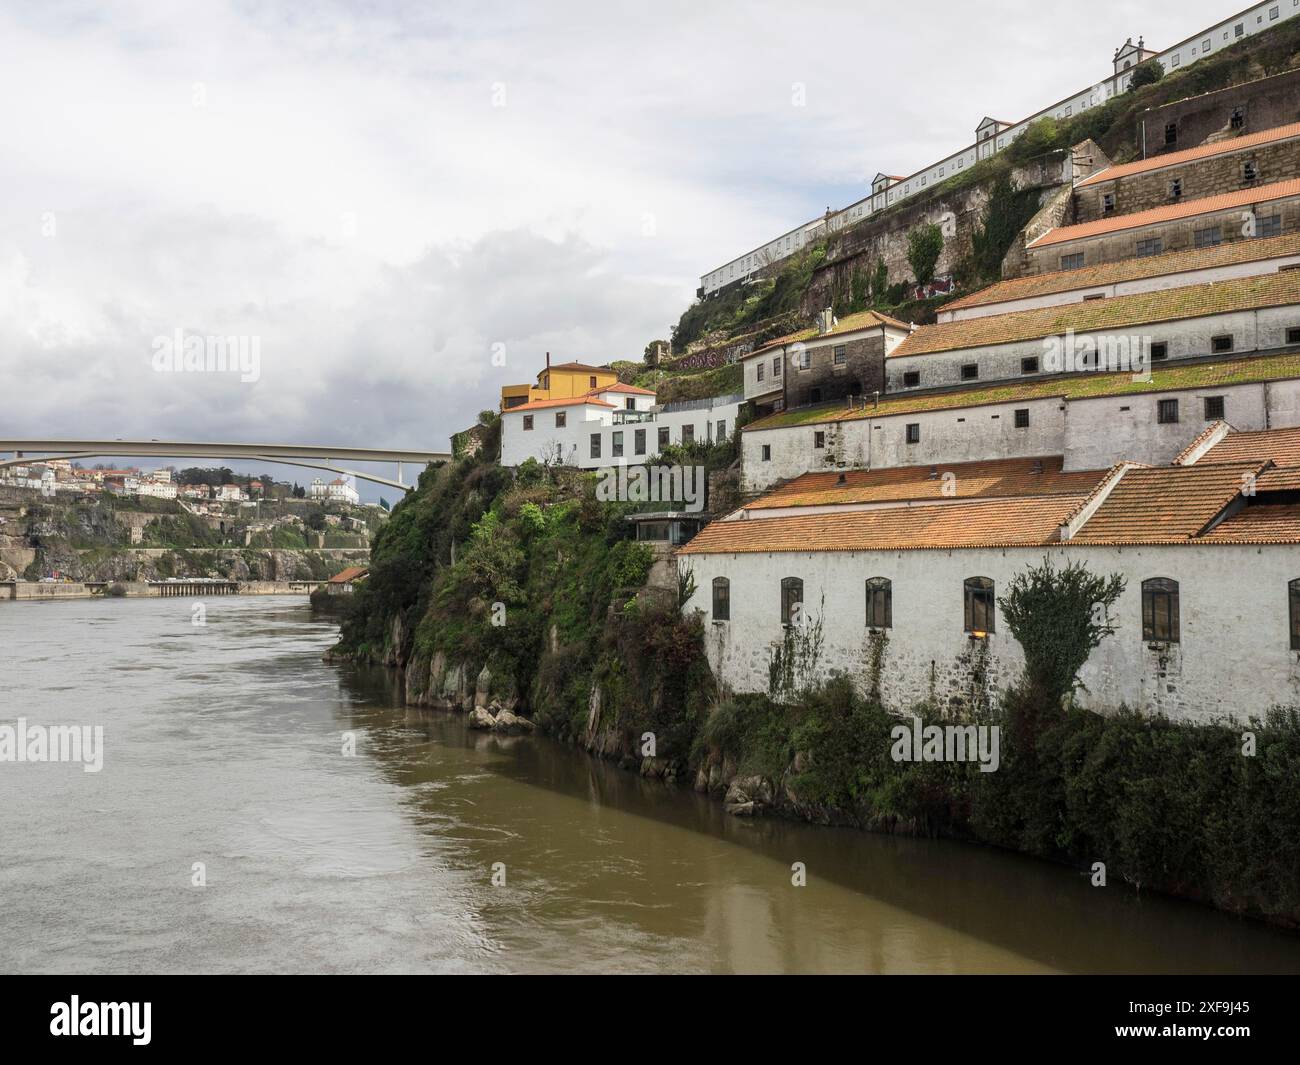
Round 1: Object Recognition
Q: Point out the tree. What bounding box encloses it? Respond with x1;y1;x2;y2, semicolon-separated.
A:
999;556;1126;710
906;223;944;288
870;259;888;305
1128;61;1164;92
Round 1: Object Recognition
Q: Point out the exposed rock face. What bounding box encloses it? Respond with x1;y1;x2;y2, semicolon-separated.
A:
468;706;496;730
474;665;492;709
724;775;774;816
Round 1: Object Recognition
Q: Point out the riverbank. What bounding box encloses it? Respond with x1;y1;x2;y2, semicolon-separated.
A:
0;579;325;600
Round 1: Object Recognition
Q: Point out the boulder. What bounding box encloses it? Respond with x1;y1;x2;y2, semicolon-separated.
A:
468;706;496;730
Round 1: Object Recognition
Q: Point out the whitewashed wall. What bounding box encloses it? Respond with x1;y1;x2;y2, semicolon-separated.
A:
681;542;1300;723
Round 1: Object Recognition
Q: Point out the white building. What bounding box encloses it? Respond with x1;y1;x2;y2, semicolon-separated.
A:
137;480;177;500
308;477;360;504
500;382;744;470
679;426;1300;724
217;484;247;502
698;3;1300;297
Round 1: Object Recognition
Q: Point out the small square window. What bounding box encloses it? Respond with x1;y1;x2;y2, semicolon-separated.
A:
1101;193;1115;214
961;363;979;381
833;345;847;366
761;444;772;461
555;411;567;428
1231;106;1245;129
1021;356;1039;375
903;370;920;387
905;423;920;444
1243;159;1258;182
1257;214;1282;237
1158;398;1179;424
1204;396;1225;420
1212;335;1233;353
523;415;534;431
1169;178;1182;198
1288;327;1300;344
1135;237;1162;257
813;431;825;449
1060;252;1084;270
1014;408;1030;428
1164;123;1177;145
1194;226;1221;248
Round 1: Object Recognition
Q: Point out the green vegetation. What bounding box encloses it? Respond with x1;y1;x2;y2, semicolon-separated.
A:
906;223;944;287
1127;60;1164;92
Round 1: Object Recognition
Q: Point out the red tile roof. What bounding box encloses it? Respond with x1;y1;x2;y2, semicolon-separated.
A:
942;232;1300;313
1029;178;1300;248
598;382;656;395
891;268;1300;358
329;566;369;584
745;310;912;359
1200;501;1300;543
504;395;614;412
1068;462;1268;544
741;456;1102;510
678;495;1084;555
1199;425;1300;467
1076;122;1300;188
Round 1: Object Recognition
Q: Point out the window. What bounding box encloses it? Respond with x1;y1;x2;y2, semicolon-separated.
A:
634;428;646;455
1060;252;1084;270
1158;398;1179;424
1235;22;1245;36
1194;225;1222;248
1202;38;1211;52
964;577;995;634
780;577;803;626
1212;334;1234;353
712;577;730;622
808;387;822;404
523;415;534;431
773;356;782;377
1141;578;1180;642
1288;327;1300;344
1243;159;1259;182
903;370;921;387
1150;341;1168;361
1101;193;1115;214
761;444;772;461
1271;5;1280;19
681;424;694;445
833;345;847;366
1257;214;1282;237
625;398;635;410
716;419;726;440
590;433;601;459
756;362;765;382
798;348;811;370
1135;237;1162;257
1204;395;1225;420
865;577;892;629
658;426;670;448
1021;356;1039;375
589;375;597;388
813;431;825;449
1290;579;1300;650
1169;178;1182;199
961;363;979;381
611;431;624;458
1231;106;1245;129
905;423;920;444
1014;408;1030;428
1164;123;1178;146
555;411;567;428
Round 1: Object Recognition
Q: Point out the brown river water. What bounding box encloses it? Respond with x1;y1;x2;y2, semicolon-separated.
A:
2;596;1299;974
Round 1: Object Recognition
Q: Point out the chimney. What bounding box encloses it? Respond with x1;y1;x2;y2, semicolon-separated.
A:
836;472;847;485
817;308;834;336
546;351;551;370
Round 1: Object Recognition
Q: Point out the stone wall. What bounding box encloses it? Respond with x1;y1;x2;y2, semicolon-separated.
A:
681;542;1300;724
1073;135;1300;224
1140;68;1300;157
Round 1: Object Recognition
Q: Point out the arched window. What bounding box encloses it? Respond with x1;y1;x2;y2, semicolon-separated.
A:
1289;579;1300;650
1141;578;1180;642
865;577;892;629
712;577;730;622
780;577;803;626
964;577;995;634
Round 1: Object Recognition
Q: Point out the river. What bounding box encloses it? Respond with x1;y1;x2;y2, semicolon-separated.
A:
2;596;1298;974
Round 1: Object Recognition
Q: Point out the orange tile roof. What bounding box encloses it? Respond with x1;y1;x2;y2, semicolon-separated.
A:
891;269;1300;358
1199;425;1300;467
329;566;368;583
597;382;656;395
1199;501;1300;543
1028;178;1300;249
678;495;1084;555
741;456;1102;510
1076;123;1300;188
745;310;913;359
505;395;614;412
942;232;1300;313
1069;462;1267;544
1255;467;1300;491
545;361;613;373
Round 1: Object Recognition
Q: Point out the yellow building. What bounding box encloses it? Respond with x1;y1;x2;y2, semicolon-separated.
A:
501;356;619;410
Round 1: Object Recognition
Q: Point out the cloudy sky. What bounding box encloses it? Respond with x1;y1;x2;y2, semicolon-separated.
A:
0;0;1233;496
